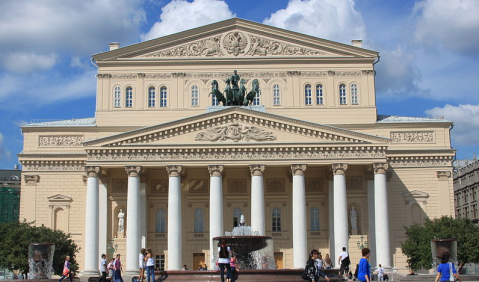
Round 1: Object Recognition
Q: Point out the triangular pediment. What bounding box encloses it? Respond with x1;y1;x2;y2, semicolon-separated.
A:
93;18;377;61
403;190;429;199
84;107;389;148
47;194;72;202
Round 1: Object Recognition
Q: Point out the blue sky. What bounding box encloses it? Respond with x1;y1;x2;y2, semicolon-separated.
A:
1;0;479;169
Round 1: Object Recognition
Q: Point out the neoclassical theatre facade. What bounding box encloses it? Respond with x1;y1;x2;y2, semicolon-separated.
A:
19;18;455;274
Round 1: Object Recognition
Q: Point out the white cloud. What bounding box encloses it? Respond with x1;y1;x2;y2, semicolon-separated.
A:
0;133;12;162
425;104;479;146
263;0;367;45
2;53;57;73
141;0;235;41
414;0;479;56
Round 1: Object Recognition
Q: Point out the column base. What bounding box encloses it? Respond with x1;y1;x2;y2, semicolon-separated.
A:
124;269;140;276
81;270;100;277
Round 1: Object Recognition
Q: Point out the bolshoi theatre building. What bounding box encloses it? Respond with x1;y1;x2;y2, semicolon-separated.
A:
18;18;455;274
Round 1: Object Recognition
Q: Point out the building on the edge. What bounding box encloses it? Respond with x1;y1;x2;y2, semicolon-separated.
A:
0;165;21;223
454;157;479;222
18;18;455;275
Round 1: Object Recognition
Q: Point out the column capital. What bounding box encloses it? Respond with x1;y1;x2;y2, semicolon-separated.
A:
291;164;307;176
373;163;389;174
125;165;142;177
208;165;224;177
24;174;40;186
166;165;183;177
332;163;348;175
85;166;101;177
436;170;452;179
250;164;265;176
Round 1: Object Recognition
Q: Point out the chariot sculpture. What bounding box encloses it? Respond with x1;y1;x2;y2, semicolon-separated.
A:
209;70;260;106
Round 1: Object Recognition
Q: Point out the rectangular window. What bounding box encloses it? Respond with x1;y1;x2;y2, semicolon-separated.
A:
351;84;359;105
305;85;312;105
272;208;281;232
273;84;281;105
316;85;323;105
339;84;347;105
125;87;133;108
191;86;199;107
160;87;167;107
253;91;260;106
155;254;165;270
114;87;121;108
148;87;156;107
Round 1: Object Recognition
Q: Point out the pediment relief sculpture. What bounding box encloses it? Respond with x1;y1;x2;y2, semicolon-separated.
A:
195;123;276;142
142;30;328;58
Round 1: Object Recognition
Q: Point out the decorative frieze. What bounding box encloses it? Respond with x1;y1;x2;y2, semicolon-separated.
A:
332;163;348;175
291;164;307;176
250;164;265;176
388;156;453;168
373;163;389;174
96;74;112;79
228;179;247;193
208;165;224;177
266;178;285;192
125;166;142;177
111;73;138;79
390;131;435;143
24;175;40;186
305;178;323;192
144;73;172;79
247;35;326;56
436;171;452;179
166;165;182;177
22;161;85;171
362;70;375;76
112;179;128;193
346;177;362;190
85;166;101;178
195;123;276;142
189;179;208;193
151;180;168;194
39;135;84;147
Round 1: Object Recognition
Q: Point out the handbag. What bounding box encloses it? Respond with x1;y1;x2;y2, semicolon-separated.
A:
62;266;70;276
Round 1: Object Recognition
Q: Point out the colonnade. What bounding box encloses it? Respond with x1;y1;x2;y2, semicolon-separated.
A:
82;162;391;274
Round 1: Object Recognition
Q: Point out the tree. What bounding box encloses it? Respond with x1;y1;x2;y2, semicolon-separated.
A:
401;216;479;271
0;221;80;275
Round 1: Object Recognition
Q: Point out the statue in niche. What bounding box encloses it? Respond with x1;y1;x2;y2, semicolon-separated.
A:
118;209;125;233
350;206;357;230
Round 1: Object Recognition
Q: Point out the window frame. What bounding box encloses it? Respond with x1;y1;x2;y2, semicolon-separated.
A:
272;207;282;232
273;84;281;106
233;208;242;227
113;86;121;108
310;207;320;231
160;86;168;107
191;85;199;107
194;208;204;233
148;86;156;108
339;83;347;105
350;83;359;105
305;84;312;105
125;86;133;108
155;208;166;233
316;84;324;105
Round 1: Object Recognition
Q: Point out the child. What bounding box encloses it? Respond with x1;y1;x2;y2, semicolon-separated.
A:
107;258;115;281
227;254;237;282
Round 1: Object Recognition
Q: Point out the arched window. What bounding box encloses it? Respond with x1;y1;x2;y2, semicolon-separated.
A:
233;208;242;227
273;84;281;105
339;84;347;105
194;208;204;233
114;86;121;108
310;207;320;231
160;86;167;107
272;208;281;232
351;83;358;105
191;85;199;107
316;84;324;105
305;84;312;105
212;94;219;106
125;87;133;108
253;90;261;106
155;209;166;233
148;86;156;107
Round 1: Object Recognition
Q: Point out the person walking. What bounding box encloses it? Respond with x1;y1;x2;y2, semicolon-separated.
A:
377;264;385;281
357;248;371;282
338;247;350;278
304;250;330;282
145;248;155;282
138;248;146;282
58;256;73;282
99;254;107;282
435;252;462;282
113;254;123;282
227;253;237;282
218;239;232;282
107;258;115;281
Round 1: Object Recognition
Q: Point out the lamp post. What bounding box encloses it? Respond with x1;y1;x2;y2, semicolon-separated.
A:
107;238;118;257
357;235;368;250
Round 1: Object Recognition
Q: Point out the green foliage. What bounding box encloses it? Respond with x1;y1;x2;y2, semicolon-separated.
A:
401;216;479;270
0;221;80;275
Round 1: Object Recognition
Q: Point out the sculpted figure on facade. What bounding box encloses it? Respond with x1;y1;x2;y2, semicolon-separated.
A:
118;209;125;233
350;206;358;230
195;123;276;142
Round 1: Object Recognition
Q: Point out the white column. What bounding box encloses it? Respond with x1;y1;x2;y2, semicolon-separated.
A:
374;163;391;269
84;166;101;275
166;165;182;270
367;175;377;267
208;165;224;269
332;163;348;267
291;164;307;268
140;176;147;248
328;178;335;263
250;165;265;235
125;166;142;275
99;176;108;260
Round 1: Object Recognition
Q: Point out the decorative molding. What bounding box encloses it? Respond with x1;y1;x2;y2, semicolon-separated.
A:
125;165;142;177
332;163;348;175
85;166;101;177
436;171;452;179
189;179;208;193
373;163;389;174
291;164;307;176
208;165;224;177
39;135;84;147
266;178;285;193
361;70;375;76
21;160;85;171
227;179;247;193
390;131;435;143
250;164;265;176
247;35;326;56
305;178;323;193
96;73;112;79
166;165;182;177
24;175;40;186
82;175;88;185
144;35;222;57
346;177;362;190
151;180;168;194
223;31;248;56
388;156;453;168
87;147;387;162
144;73;172;79
195;123;277;142
112;179;128;193
111;73;138;79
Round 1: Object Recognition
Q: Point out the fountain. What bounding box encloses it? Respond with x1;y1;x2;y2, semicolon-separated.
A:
28;243;55;279
213;217;275;270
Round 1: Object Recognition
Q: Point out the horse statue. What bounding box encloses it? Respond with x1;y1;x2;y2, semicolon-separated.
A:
209;80;227;106
238;79;247;105
244;79;260;106
224;78;234;106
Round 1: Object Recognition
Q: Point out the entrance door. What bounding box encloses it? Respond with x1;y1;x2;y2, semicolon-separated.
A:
274;252;283;269
193;253;206;270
